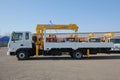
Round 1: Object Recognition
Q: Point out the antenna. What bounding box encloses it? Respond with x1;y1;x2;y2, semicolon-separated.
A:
49;20;57;33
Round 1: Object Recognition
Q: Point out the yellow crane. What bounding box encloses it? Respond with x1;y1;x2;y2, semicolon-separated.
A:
35;24;78;56
103;32;114;42
89;33;94;38
88;32;102;43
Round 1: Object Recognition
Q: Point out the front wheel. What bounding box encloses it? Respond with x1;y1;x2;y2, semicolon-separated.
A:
17;51;29;60
73;51;83;59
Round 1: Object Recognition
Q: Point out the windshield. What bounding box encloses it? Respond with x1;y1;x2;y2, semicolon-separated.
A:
110;39;120;43
12;32;23;41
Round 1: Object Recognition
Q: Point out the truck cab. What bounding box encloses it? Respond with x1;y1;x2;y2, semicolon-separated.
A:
7;32;33;56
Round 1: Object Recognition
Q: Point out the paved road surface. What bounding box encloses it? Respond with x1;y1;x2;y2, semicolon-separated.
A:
0;47;120;80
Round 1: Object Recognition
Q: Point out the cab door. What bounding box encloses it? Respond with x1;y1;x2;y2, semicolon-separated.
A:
23;32;32;48
9;32;24;52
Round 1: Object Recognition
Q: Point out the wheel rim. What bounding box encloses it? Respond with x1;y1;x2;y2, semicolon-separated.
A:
19;53;25;59
75;52;82;59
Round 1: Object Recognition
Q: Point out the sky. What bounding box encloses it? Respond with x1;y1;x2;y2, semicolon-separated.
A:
0;0;120;35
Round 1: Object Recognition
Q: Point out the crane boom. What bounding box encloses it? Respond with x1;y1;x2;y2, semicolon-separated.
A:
103;32;114;42
104;32;114;38
36;24;78;34
89;33;94;38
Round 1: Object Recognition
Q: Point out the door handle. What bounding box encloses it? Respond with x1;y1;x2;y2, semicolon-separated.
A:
20;44;24;46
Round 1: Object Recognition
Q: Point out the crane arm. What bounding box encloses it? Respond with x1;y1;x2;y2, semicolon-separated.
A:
103;32;114;42
103;32;114;38
89;33;94;38
36;24;78;34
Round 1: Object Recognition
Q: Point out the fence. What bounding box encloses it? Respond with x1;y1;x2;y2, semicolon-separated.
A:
0;41;8;47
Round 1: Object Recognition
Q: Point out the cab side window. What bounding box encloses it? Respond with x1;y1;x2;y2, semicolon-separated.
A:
25;33;29;40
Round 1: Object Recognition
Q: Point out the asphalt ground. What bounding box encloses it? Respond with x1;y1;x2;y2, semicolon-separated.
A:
0;47;120;80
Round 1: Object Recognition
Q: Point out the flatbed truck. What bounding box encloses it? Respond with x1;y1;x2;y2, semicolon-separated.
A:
7;24;114;60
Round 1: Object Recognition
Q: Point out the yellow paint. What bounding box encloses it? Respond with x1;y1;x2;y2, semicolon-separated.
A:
74;34;78;41
103;32;114;42
36;45;39;57
87;49;90;57
70;33;73;38
89;33;94;38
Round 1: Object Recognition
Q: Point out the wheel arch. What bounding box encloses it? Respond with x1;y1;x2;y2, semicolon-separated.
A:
15;48;31;55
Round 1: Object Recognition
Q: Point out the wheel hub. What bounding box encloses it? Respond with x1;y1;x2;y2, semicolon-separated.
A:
19;53;25;59
75;52;82;58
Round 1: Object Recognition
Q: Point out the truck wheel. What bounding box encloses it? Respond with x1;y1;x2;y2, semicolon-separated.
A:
73;51;83;59
17;51;28;60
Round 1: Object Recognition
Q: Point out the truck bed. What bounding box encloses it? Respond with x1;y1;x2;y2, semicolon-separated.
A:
44;42;114;50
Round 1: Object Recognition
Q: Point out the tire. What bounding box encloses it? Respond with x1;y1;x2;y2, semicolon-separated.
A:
16;51;28;60
73;51;83;59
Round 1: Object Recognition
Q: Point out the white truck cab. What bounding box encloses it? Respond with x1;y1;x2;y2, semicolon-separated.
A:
7;32;32;56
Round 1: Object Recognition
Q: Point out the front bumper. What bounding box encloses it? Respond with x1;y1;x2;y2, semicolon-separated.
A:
7;51;16;56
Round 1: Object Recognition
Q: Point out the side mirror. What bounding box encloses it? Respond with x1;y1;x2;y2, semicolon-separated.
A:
11;32;15;42
11;38;15;43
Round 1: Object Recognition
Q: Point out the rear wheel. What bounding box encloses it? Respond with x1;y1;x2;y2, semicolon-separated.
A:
17;51;29;60
73;51;83;59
